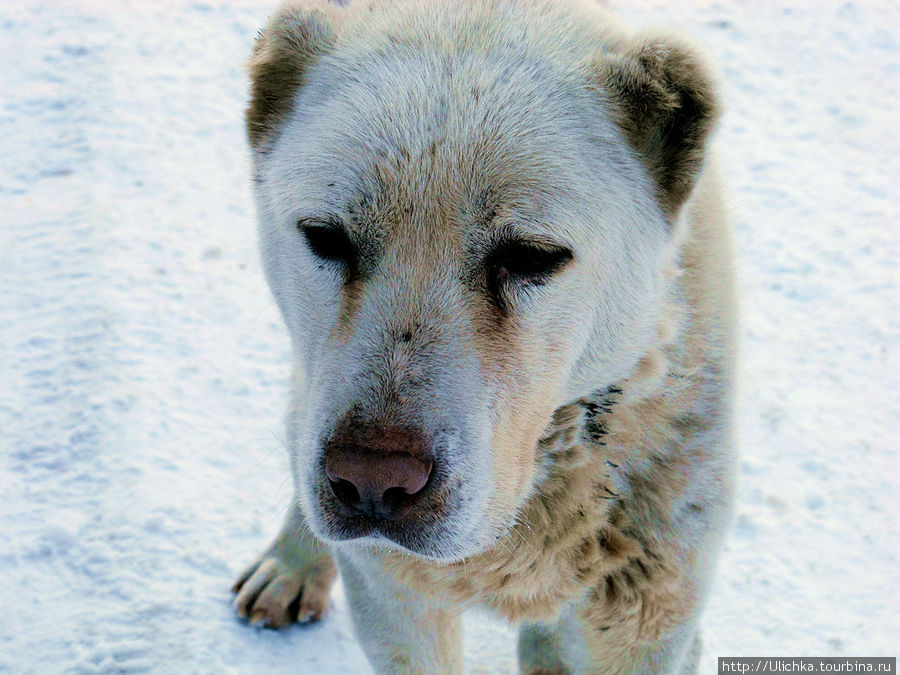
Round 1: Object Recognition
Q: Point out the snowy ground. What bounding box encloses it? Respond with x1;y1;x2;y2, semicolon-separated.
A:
1;0;897;672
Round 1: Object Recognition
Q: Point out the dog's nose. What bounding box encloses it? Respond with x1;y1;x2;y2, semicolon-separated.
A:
324;423;434;521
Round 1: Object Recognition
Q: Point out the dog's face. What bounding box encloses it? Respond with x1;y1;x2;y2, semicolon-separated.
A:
249;0;717;561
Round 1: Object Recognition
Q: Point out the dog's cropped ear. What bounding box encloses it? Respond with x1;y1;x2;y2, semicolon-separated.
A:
246;1;338;150
591;31;721;219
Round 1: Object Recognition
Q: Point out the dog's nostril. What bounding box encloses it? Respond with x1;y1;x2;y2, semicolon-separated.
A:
329;478;360;508
381;485;421;512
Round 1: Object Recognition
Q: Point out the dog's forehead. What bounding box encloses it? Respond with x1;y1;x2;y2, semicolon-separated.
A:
270;45;593;246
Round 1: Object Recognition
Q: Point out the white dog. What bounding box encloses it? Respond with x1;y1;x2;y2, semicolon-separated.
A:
232;1;736;672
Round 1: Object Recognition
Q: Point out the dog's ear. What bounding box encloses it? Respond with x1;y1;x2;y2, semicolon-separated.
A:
591;31;721;218
246;1;338;150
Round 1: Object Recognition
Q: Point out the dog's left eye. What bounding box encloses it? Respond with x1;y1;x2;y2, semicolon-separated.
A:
300;220;357;273
487;240;573;287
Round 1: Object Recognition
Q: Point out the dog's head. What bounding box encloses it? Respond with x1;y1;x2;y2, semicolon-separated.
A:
247;0;719;560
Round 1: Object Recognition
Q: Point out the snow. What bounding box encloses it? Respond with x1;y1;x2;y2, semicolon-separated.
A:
1;0;897;672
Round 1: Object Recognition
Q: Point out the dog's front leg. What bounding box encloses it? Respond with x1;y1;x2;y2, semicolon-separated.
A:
232;497;337;628
520;606;702;675
335;548;463;674
519;604;592;674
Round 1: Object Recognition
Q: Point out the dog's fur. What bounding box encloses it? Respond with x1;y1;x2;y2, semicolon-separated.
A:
232;1;736;672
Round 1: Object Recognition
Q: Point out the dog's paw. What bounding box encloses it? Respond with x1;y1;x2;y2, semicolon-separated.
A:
231;533;337;629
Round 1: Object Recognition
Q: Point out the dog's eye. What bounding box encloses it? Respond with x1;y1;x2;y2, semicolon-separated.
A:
300;221;357;272
488;240;573;287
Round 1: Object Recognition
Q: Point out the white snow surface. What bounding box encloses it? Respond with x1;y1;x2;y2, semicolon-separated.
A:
1;0;897;672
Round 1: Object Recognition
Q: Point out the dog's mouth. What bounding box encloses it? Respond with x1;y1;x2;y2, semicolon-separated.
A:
323;513;442;556
312;459;469;557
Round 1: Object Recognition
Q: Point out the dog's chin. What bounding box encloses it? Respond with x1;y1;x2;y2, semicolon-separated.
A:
311;497;518;562
336;523;474;561
310;506;467;560
308;496;498;562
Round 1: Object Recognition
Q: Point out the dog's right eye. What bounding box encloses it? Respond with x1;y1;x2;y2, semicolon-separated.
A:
300;221;357;273
484;239;573;313
487;240;573;287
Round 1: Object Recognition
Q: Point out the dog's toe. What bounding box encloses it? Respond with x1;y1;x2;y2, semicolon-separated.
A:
294;572;332;623
247;571;305;628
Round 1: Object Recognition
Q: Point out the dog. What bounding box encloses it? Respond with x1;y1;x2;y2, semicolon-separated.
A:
231;1;737;672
